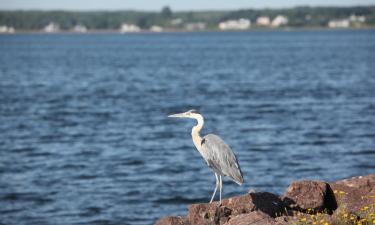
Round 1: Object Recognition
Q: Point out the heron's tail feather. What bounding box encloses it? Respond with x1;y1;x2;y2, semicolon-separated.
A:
230;168;244;185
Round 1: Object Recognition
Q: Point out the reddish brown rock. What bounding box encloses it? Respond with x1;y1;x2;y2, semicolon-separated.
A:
282;180;337;213
223;211;280;225
328;174;375;213
187;193;285;225
329;182;374;213
334;174;375;193
187;203;229;225
155;216;189;225
156;174;375;225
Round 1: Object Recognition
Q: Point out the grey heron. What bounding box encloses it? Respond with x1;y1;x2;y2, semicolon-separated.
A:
168;109;244;204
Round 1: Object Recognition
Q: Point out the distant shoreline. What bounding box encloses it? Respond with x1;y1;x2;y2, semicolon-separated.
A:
1;27;375;35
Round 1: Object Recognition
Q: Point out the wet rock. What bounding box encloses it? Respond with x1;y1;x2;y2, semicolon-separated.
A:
155;216;189;225
223;211;280;225
282;180;337;213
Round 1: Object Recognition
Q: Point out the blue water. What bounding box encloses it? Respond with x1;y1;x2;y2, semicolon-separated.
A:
0;30;374;225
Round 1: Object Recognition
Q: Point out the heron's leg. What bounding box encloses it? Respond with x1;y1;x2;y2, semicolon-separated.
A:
219;175;222;205
209;173;219;203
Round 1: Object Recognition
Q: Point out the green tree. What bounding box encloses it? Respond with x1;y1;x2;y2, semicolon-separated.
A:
161;6;172;18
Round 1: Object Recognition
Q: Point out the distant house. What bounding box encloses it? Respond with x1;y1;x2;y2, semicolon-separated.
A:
44;22;60;33
0;25;15;33
256;16;271;26
218;19;251;30
170;18;183;26
150;25;163;32
271;15;289;27
72;24;87;33
349;14;366;23
120;23;141;33
185;22;206;31
328;19;350;28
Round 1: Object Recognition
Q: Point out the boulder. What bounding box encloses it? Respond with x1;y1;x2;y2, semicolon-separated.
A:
245;192;285;217
334;174;375;193
329;182;374;213
282;180;337;213
187;192;285;225
155;174;375;225
328;174;375;214
223;211;280;225
155;216;189;225
187;203;230;225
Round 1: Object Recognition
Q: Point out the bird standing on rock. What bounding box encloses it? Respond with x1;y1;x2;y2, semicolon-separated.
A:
169;109;244;204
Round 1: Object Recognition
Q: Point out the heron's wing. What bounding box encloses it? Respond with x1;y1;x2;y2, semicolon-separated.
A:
201;134;244;185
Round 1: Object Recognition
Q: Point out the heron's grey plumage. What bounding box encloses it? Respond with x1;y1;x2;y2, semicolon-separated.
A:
201;134;244;185
168;109;244;204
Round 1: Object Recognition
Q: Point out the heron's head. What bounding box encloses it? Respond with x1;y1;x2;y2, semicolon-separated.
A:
168;109;202;119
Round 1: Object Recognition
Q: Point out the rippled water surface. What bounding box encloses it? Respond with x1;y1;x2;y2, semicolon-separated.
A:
0;30;375;225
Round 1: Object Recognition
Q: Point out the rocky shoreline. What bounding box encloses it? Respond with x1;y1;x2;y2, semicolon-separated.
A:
156;174;375;225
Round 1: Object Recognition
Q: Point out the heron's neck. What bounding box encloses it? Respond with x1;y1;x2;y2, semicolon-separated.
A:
191;115;204;151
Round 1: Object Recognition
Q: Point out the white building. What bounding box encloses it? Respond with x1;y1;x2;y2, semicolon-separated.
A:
150;25;163;32
72;24;87;33
185;22;206;31
44;22;60;33
218;19;251;30
0;25;15;33
328;19;350;28
349;14;366;23
256;16;271;26
170;18;183;26
8;27;15;33
120;23;141;33
271;15;289;27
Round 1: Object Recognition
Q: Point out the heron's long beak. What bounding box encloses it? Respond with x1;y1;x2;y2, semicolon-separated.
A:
168;113;186;118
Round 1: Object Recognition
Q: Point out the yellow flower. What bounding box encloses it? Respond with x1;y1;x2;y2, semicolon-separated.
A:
320;219;325;223
324;222;329;225
301;218;307;222
343;213;348;218
339;191;346;194
313;222;317;225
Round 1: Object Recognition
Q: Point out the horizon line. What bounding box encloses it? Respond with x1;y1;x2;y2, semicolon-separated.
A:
1;4;374;12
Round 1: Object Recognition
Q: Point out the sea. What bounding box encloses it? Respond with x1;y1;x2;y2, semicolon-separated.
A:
0;30;374;225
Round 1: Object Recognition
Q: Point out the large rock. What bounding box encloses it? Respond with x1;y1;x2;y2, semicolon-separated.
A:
155;174;375;225
334;174;375;193
223;211;280;225
282;180;337;213
329;174;375;213
155;216;189;225
188;192;285;225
